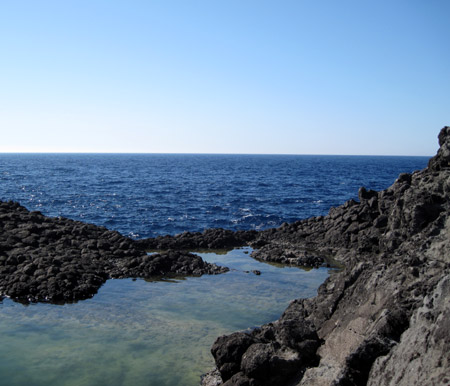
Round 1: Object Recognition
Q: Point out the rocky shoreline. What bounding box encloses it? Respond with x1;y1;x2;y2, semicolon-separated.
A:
1;127;448;385
200;127;450;385
0;203;228;303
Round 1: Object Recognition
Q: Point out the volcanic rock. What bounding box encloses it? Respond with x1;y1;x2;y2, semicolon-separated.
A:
0;203;227;303
136;228;257;251
204;126;450;385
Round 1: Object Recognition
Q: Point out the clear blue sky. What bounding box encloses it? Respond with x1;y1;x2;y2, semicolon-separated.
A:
0;0;448;155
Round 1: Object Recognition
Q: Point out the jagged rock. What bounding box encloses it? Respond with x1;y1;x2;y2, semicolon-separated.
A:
367;274;450;386
201;368;224;386
205;127;450;385
428;126;450;171
136;228;257;251
212;332;256;382
0;202;228;303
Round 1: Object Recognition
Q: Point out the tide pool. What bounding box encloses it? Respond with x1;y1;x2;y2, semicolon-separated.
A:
0;248;330;386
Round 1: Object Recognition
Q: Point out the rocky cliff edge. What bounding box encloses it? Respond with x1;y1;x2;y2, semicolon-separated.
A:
203;127;450;386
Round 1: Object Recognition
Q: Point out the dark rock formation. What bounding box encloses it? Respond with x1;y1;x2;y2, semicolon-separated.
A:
250;244;325;268
136;228;257;251
0;203;227;303
203;126;450;386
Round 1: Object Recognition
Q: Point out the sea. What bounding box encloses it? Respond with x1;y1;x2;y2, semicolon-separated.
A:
0;154;428;386
0;154;429;238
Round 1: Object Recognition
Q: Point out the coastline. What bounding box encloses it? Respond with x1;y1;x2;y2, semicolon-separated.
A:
0;127;448;385
201;127;450;385
0;206;227;304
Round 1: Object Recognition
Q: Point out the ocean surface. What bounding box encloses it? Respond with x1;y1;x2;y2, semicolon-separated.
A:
0;154;429;386
0;154;428;238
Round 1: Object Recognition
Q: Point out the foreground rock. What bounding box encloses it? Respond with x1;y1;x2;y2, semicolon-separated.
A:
0;204;227;303
203;127;450;386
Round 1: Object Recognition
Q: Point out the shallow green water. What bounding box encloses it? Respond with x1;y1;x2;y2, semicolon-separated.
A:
0;248;330;386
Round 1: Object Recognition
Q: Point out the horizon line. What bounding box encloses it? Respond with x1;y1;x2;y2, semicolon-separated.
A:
0;151;433;157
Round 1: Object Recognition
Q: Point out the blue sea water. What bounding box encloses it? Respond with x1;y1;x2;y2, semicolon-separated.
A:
0;154;429;239
0;153;429;386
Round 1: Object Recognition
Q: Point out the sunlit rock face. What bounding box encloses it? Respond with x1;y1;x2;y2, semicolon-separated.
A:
206;127;450;386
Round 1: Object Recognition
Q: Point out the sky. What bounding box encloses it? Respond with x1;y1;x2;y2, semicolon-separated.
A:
0;0;448;155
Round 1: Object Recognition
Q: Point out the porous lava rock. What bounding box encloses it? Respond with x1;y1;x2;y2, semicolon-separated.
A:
0;204;227;303
203;126;450;386
136;228;257;251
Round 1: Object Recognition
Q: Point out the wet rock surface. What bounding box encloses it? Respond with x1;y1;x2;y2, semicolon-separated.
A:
0;203;227;303
202;127;450;386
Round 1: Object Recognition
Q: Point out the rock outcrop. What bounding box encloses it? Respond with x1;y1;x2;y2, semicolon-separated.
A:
136;228;257;251
0;203;227;303
203;126;450;386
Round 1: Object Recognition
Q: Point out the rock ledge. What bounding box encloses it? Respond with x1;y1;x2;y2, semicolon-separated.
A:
0;204;227;303
202;127;450;386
